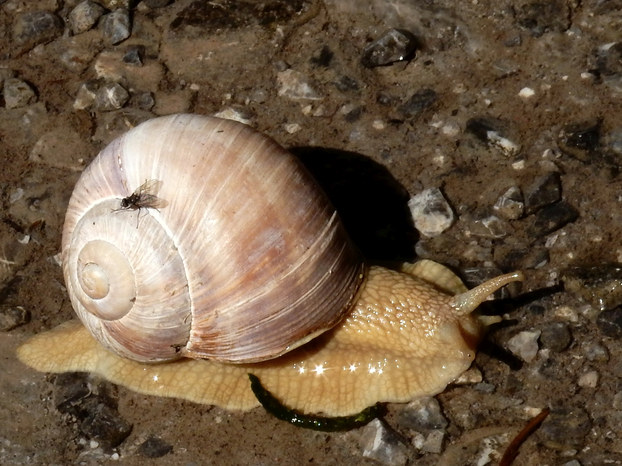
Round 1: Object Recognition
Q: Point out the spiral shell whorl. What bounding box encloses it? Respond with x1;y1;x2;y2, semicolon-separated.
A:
62;114;364;364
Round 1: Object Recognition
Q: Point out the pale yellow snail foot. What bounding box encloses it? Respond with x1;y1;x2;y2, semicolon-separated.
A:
17;261;522;417
16;320;261;410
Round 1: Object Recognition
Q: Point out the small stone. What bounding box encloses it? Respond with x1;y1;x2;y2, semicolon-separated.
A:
361;29;418;68
562;265;622;311
397;88;437;119
577;370;599;388
557;119;601;162
412;430;445;454
359;419;409;465
527;201;578;237
277;69;322;101
74;81;99;110
213;107;253;125
594;42;622;76
539;322;572;352
13;11;64;55
102;9;131;45
583;342;609;362
518;87;535;98
123;45;145;66
539;408;591;450
493;186;524;220
3;78;37;109
0;305;30;331
613;391;622;410
397;397;448;431
69;0;106;35
524;172;561;214
466;214;510;239
132;91;155;110
138;436;173;458
408;188;455;237
596;307;622;338
96;82;130;111
506;330;541;362
80;403;132;448
466;116;521;156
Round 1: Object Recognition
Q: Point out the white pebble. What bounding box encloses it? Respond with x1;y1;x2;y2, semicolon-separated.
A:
506;330;541;362
408;188;455;237
518;87;535;98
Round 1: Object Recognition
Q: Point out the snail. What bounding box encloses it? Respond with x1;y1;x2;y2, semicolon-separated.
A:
17;114;523;420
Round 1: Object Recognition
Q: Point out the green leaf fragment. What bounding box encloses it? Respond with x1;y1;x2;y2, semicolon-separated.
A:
248;373;381;431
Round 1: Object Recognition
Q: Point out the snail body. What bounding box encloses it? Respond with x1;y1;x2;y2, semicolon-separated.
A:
17;114;522;417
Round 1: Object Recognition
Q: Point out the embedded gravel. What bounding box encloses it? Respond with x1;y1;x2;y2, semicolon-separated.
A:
2;1;622;464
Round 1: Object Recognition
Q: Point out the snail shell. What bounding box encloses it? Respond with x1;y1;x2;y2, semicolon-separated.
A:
62;114;365;363
18;114;524;417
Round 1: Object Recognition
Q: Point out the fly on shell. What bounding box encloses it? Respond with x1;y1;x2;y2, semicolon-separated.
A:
115;179;168;226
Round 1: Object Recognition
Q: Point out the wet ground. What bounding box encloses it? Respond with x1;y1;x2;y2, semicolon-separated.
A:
2;0;622;464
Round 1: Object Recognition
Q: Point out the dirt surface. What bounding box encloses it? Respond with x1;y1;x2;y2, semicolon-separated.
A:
2;0;622;464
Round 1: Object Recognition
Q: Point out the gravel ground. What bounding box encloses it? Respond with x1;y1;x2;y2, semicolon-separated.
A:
2;0;622;464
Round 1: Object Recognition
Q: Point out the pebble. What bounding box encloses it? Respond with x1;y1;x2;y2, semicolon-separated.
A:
0;305;30;331
524;172;561;214
407;188;455;237
596;307;622;338
506;329;541;362
277;69;322;101
54;373;132;448
3;78;37;109
80;403;133;449
466;116;521;156
412;430;445;454
493;186;524;220
102;9;132;45
138;436;173;458
527;201;579;237
583;342;609;362
557;119;601;162
361;29;418;68
213;107;253;125
397;88;437;119
593;42;622;77
123;45;145;66
74;81;99;110
465;214;510;239
69;0;106;35
96;82;130;111
397;397;448;431
358;419;409;465
132;91;155;111
539;407;591;450
562;264;622;311
12;10;64;55
539;322;572;352
577;370;599;388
